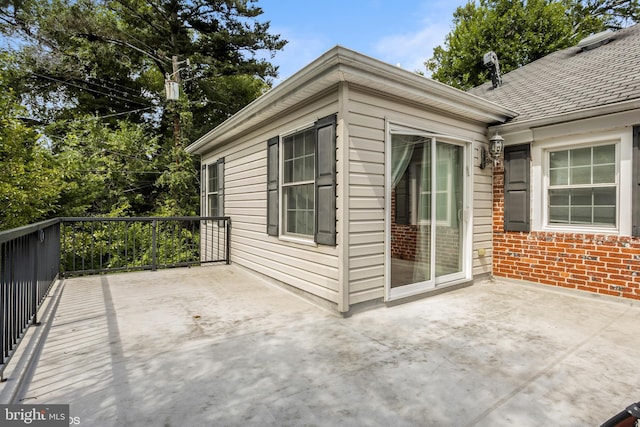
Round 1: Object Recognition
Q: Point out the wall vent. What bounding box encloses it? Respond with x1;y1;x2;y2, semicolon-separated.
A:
577;30;614;51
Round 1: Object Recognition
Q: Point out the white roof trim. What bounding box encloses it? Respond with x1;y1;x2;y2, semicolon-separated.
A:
489;98;640;135
186;46;518;154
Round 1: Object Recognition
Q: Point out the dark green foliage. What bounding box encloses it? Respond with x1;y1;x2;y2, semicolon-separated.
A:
0;0;285;227
0;56;63;229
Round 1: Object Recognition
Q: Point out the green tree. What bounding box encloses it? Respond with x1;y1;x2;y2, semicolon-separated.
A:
426;0;639;90
50;118;161;217
0;57;62;230
0;0;286;220
1;0;285;139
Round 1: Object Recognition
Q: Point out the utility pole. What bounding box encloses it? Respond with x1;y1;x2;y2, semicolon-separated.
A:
171;55;181;164
165;56;189;164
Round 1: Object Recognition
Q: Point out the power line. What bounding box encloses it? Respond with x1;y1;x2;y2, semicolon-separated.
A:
85;75;159;102
32;73;153;107
73;77;150;102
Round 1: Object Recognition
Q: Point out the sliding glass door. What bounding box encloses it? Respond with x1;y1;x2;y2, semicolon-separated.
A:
388;132;467;299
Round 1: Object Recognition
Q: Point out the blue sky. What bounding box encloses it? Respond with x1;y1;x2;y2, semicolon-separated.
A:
258;0;465;84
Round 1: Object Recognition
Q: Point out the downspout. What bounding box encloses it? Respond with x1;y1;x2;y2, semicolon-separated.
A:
337;81;350;313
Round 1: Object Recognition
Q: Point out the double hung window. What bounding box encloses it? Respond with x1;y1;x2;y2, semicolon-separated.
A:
206;158;224;217
282;128;315;237
547;144;616;227
266;114;337;245
505;128;639;236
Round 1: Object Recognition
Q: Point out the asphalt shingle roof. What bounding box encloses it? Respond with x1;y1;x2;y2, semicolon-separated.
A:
468;24;640;123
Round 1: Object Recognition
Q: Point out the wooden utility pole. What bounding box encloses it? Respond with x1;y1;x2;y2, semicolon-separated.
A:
172;55;181;164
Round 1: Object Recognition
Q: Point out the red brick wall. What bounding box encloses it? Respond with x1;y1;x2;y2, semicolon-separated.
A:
493;165;640;300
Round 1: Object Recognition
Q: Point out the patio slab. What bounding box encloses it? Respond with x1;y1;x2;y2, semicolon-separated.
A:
5;265;640;426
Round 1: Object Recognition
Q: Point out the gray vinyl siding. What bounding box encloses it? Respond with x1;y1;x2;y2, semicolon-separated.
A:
346;88;493;304
472;154;493;276
347;108;386;304
201;92;341;305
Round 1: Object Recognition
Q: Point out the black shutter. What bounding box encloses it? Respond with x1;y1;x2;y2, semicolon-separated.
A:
267;136;279;236
503;144;530;232
217;157;225;217
633;126;640;237
315;114;337;246
395;170;410;225
201;164;206;217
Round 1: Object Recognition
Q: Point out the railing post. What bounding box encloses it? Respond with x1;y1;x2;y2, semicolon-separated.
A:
226;218;231;265
151;220;157;271
31;231;39;326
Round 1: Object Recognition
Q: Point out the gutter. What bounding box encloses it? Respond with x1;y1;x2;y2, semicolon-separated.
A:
489;98;640;135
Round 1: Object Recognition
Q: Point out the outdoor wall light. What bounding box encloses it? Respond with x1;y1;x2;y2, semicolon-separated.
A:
480;132;505;169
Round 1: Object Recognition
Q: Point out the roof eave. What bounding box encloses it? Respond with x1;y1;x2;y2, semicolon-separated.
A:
489;98;640;135
186;46;518;155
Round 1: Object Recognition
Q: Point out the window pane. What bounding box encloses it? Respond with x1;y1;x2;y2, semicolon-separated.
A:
304;210;314;236
208;196;218;216
593;145;614;164
284;184;314;236
304;129;314;155
593;207;616;226
550;151;568;168
549;169;568;186
570;166;591;185
283;136;293;159
208;164;217;192
283;159;293;183
570;206;592;223
571;188;592;206
570;147;591;167
593;187;616;205
549;206;569;223
304;154;314;181
294;132;303;154
293;157;303;182
593;165;614;183
549;189;569;205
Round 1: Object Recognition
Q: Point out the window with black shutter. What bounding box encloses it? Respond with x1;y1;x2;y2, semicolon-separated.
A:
265;114;337;246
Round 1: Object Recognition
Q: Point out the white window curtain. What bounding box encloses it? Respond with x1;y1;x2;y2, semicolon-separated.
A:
391;136;416;188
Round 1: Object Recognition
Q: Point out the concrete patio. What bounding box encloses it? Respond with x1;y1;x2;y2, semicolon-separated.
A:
1;265;639;426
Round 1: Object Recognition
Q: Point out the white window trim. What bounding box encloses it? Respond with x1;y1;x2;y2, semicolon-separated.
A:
278;122;317;245
531;129;633;235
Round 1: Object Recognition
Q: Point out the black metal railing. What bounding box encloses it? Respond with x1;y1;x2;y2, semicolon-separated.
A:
0;219;61;379
60;217;230;276
0;216;230;379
